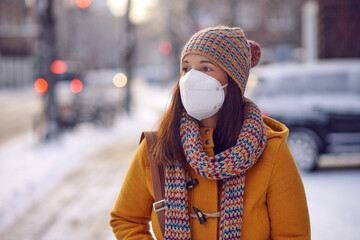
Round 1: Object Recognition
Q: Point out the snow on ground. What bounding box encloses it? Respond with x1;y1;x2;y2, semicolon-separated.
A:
301;169;360;240
0;79;174;233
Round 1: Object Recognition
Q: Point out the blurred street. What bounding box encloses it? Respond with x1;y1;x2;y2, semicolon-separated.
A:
0;89;42;145
0;80;169;240
0;83;359;240
0;132;136;240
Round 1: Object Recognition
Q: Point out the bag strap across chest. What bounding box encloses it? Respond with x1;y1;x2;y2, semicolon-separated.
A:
140;131;165;236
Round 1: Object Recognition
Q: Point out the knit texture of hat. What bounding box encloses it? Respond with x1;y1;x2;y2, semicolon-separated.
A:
181;26;261;94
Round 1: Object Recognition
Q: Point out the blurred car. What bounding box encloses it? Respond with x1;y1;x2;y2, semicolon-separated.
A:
54;68;124;130
247;59;360;171
34;63;124;141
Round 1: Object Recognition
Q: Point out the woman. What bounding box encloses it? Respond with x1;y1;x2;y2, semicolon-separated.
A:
110;26;311;240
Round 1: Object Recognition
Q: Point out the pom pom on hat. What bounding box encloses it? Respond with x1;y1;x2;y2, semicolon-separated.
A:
181;26;261;94
248;40;261;68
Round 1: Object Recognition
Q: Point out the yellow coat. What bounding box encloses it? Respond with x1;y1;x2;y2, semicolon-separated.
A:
110;116;311;239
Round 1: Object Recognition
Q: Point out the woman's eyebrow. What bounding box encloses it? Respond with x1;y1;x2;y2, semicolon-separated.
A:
200;60;216;65
182;60;215;65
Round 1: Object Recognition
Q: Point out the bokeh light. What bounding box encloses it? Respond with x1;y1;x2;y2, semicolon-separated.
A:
34;78;48;96
70;79;83;93
113;73;127;88
75;0;91;9
107;0;158;23
51;60;68;74
158;41;172;55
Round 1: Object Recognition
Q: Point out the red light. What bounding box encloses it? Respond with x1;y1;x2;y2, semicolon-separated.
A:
70;79;83;93
51;60;67;74
75;0;91;8
34;78;48;95
158;41;172;55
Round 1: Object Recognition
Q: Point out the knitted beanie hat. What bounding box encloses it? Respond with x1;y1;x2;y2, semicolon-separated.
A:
181;26;261;94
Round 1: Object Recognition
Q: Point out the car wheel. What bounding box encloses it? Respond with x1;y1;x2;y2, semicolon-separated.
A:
287;129;320;171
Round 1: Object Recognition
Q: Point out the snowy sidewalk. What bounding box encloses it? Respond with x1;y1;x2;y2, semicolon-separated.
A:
0;80;173;239
0;124;138;239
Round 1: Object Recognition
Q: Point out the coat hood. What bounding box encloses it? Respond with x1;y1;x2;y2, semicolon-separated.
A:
263;116;289;141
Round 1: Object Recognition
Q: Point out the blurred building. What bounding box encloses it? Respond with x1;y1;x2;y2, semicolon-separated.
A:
0;0;37;55
318;0;360;59
56;0;124;70
234;0;304;63
0;0;359;89
0;0;38;87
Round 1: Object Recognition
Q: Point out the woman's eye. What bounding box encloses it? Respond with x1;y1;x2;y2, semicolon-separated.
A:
182;67;190;73
204;67;211;72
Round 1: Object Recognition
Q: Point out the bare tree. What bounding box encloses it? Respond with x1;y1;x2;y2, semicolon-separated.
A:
123;0;136;115
37;0;58;140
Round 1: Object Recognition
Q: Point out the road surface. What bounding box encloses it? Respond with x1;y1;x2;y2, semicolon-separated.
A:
0;88;42;145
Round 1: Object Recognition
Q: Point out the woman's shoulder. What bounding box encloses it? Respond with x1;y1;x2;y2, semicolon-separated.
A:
258;116;292;166
133;137;151;168
263;116;289;141
246;117;297;182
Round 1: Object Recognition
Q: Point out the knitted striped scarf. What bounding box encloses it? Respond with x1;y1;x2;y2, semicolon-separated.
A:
164;98;267;239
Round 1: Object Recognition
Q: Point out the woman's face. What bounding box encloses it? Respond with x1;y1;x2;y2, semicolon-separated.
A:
181;54;228;90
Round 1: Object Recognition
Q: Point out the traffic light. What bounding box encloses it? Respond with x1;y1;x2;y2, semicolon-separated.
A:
70;79;83;93
158;41;172;55
51;60;67;74
75;0;91;9
34;78;48;96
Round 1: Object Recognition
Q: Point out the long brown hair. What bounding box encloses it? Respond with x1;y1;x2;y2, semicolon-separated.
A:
152;76;243;165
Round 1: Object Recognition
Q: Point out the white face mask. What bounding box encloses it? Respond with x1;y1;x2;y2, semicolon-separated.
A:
179;69;228;121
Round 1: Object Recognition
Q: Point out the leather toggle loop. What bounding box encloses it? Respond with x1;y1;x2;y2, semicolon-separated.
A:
186;178;199;189
192;207;207;224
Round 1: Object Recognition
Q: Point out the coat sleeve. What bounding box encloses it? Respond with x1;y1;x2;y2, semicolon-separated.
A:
110;140;154;240
267;140;311;240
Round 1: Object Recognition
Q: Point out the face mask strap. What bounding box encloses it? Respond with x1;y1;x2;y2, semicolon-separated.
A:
217;83;228;91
